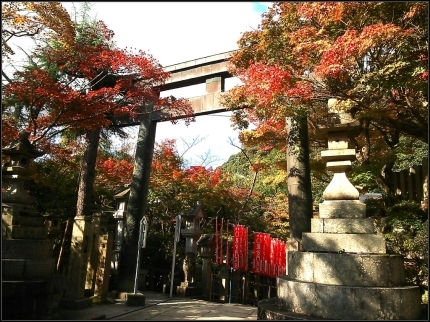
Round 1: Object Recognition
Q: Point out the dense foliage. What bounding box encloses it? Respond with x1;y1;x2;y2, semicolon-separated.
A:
1;1;427;298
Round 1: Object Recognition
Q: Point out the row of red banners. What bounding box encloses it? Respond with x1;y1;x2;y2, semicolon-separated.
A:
214;219;286;278
252;232;286;277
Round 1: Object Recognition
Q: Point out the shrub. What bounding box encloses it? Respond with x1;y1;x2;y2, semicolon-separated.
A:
384;201;428;291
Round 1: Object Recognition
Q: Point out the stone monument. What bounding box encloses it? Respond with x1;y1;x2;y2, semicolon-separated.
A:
177;201;204;297
2;131;66;319
258;99;423;320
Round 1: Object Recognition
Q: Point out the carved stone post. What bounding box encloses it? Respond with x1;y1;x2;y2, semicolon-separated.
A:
197;234;215;301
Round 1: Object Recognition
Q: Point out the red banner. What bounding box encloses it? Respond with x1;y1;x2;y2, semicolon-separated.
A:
252;233;287;277
252;232;261;274
232;225;248;271
243;226;248;271
220;218;224;264
215;217;219;265
226;220;229;266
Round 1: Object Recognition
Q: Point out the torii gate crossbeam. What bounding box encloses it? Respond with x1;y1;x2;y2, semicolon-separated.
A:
112;50;236;128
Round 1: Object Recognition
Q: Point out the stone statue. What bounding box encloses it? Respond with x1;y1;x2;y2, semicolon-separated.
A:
182;252;196;283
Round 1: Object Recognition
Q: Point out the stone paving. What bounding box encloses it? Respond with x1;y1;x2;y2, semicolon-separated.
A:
58;291;258;320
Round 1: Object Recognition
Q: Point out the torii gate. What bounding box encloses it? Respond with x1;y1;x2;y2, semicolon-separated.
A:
114;51;237;291
114;51;312;292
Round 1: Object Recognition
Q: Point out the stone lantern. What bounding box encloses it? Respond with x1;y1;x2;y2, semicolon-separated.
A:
2;131;45;231
316;98;364;217
2;131;66;319
258;99;422;320
182;201;204;255
176;201;204;296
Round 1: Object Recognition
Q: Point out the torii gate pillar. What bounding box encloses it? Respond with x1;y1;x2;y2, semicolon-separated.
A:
117;113;157;292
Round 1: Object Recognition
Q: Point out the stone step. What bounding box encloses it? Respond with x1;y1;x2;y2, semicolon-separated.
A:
258;298;331;320
3;258;55;279
3;213;45;226
258;297;428;321
2;274;66;297
302;232;386;253
277;276;422;320
2;239;54;259
3;225;47;239
319;200;366;218
287;251;405;286
311;218;375;234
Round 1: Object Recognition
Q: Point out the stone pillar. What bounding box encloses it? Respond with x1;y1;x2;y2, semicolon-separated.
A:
231;270;241;303
2;132;66;319
85;213;102;294
206;76;224;93
197;234;215;301
62;215;93;309
218;264;230;303
285;116;313;245
94;232;114;298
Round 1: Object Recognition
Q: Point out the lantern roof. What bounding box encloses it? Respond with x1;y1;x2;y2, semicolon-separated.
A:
113;188;130;199
2;131;44;158
183;201;204;220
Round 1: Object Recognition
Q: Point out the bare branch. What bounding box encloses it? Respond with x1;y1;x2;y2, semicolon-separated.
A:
179;135;208;158
196;149;222;167
227;136;258;223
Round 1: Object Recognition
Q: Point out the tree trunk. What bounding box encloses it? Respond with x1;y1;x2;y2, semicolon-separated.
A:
286;116;313;242
117;114;157;292
75;129;101;218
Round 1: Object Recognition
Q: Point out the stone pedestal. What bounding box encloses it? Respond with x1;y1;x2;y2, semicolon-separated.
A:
257;100;422;320
2;132;66;319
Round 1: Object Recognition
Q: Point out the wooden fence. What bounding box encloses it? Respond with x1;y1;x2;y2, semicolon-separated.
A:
210;268;277;305
390;158;428;205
